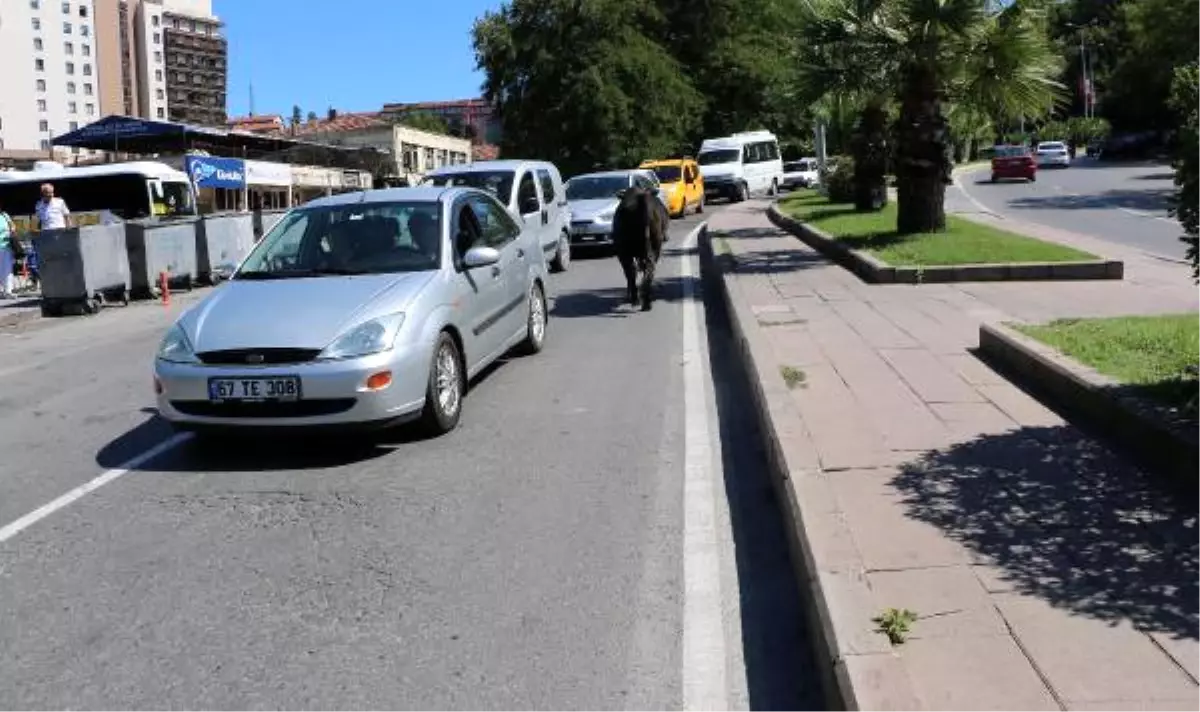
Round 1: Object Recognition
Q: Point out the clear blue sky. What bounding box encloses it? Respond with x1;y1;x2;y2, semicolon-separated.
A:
215;0;502;119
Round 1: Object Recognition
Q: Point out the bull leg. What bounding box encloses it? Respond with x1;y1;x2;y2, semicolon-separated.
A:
639;257;657;311
618;253;638;307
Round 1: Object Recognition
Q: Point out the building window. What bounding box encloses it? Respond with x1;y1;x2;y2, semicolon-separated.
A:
35;58;44;71
67;81;75;94
0;139;5;150
170;17;178;29
30;0;39;9
156;88;164;99
61;1;69;12
63;21;71;33
36;79;46;91
85;103;94;116
39;120;49;132
80;24;89;37
37;99;47;111
40;139;50;150
156;107;164;119
153;32;160;44
68;101;77;113
84;83;93;95
152;14;160;26
82;64;91;76
64;41;73;54
33;37;43;50
189;19;196;31
82;43;90;56
69;121;78;131
154;51;162;62
155;69;163;81
65;61;74;74
79;5;87;17
32;17;41;30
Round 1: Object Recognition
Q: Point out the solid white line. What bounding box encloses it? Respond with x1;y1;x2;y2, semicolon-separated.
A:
952;172;1000;217
679;221;729;711
0;432;191;544
1118;207;1177;224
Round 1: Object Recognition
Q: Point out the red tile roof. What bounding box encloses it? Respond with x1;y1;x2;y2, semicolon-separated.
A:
472;143;500;161
228;114;285;133
285;111;387;136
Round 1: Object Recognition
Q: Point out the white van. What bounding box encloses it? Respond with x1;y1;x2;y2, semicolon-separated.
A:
697;130;784;203
423;160;573;273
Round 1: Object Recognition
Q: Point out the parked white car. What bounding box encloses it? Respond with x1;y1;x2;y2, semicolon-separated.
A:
781;158;819;190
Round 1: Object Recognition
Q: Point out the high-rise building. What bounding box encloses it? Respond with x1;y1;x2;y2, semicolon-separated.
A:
159;0;226;126
0;0;101;156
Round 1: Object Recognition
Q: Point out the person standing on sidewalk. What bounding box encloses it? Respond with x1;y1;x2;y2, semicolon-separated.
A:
0;204;16;299
34;183;71;231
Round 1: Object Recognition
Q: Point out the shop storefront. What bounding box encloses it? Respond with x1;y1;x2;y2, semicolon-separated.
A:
245;159;293;210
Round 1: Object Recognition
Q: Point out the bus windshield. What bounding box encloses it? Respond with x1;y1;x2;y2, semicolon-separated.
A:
0;173;196;231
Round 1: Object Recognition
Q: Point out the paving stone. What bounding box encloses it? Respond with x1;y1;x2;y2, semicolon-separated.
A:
831;301;921;349
829;469;975;570
929;402;1018;441
938;353;1008;388
867;566;1008;640
976;383;1066;428
880;348;985;404
837;653;923;711
789;364;898;471
993;592;1199;705
1067;698;1200;710
871;300;966;354
901;632;1059;711
762;325;827;368
1147;631;1200;684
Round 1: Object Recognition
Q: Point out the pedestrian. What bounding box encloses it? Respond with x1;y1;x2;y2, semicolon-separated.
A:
34;183;71;231
0;203;15;299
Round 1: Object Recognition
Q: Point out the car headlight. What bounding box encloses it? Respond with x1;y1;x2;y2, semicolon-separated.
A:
597;208;616;222
318;312;406;360
157;323;199;364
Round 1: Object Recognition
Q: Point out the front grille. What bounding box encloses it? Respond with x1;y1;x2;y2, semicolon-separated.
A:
172;399;357;418
196;348;321;366
571;220;593;227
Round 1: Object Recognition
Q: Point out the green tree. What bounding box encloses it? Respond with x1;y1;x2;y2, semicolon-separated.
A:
291;105;302;128
1169;63;1198;280
473;0;702;176
398;111;451;135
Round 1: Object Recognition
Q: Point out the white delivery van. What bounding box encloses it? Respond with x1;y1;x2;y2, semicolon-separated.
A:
423;160;573;273
697;130;784;203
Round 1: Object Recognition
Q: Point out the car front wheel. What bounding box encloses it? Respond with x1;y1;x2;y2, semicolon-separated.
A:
550;233;571;273
517;283;547;355
418;332;464;436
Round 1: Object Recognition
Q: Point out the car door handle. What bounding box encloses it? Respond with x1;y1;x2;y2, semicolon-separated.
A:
541;209;549;225
491;265;502;278
517;248;525;258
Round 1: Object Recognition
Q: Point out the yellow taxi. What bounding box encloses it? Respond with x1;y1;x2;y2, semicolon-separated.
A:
639;158;704;218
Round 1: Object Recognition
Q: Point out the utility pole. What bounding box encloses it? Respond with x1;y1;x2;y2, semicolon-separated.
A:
249;83;256;117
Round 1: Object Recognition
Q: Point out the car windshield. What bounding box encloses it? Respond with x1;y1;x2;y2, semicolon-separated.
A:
785;161;812;172
566;175;629;200
236;201;442;279
698;149;740;165
649;165;682;182
424;170;514;202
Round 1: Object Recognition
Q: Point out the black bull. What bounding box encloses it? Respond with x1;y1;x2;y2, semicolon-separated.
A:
611;186;669;311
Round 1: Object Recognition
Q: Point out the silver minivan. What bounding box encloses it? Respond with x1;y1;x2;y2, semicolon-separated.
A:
423;160;573;272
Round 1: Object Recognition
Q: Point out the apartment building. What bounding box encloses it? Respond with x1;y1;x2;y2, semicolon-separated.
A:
160;0;226;126
0;0;101;157
292;114;472;185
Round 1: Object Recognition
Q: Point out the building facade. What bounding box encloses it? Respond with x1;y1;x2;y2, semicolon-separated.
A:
380;98;502;146
292;116;472;185
160;0;226;126
0;0;101;157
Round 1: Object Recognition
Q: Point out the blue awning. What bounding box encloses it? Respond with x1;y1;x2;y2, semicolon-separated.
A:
50;115;221;146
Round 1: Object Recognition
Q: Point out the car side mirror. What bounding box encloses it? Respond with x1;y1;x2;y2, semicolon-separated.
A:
462;245;501;269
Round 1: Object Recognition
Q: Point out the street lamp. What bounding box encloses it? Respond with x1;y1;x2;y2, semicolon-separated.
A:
1065;22;1098;119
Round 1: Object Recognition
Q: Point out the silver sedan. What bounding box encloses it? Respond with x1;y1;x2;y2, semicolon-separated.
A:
154;186;549;436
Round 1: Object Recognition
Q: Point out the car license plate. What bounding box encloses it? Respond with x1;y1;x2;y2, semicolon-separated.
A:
208;376;301;402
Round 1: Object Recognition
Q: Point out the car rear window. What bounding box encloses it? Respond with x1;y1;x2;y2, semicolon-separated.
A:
1038;142;1066;151
994;146;1030;158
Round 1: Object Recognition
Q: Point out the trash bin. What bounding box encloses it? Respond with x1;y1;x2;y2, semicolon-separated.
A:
125;218;199;300
33;224;131;317
197;213;255;284
253;208;288;240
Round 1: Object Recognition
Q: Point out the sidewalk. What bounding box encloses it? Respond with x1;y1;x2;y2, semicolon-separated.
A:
708;202;1199;711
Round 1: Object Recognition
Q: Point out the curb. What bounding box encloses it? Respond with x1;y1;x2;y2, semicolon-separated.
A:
701;227;921;710
0;303;42;329
766;204;1124;284
979;322;1198;492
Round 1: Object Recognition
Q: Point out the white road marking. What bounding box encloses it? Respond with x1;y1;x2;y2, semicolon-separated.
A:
0;432;191;544
952;172;1000;217
679;221;730;711
1118;207;1178;224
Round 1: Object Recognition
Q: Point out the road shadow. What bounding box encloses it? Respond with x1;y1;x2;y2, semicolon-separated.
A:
891;424;1199;642
551;275;700;319
1007;188;1174;213
699;236;826;710
1134;172;1176;181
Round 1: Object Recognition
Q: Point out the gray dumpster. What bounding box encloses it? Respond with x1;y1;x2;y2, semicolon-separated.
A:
125;218;199;299
197;213;255;284
253;209;288;240
33;224;131;317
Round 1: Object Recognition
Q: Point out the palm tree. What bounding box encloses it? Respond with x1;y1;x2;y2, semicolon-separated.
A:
794;0;1061;231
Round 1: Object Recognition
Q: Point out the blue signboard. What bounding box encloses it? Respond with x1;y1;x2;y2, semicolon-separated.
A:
185;155;246;189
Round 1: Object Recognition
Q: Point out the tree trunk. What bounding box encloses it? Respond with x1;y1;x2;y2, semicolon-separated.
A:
851;102;889;212
894;63;952;234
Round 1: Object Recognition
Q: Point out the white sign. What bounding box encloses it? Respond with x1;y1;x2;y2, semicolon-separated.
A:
244;160;293;187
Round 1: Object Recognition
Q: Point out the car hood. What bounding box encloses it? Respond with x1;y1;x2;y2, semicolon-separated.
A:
179;272;435;352
568;198;619;221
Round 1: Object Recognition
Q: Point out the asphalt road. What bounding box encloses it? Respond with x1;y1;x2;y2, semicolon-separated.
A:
0;207;822;710
949;158;1184;261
